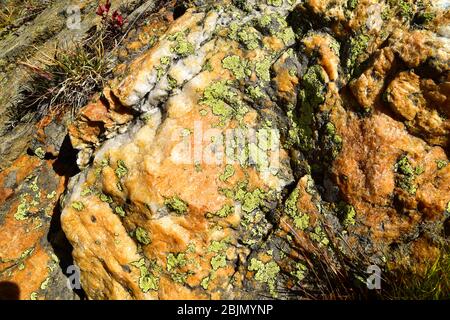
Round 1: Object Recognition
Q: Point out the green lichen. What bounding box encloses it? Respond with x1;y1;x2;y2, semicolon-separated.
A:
248;143;269;172
222;55;249;80
291;262;307;282
34;147;45;159
228;23;260;50
398;0;414;19
248;258;280;297
40;277;50;290
115;206;126;217
293;65;326;152
169;31;194;57
132;259;159;292
135;227;151;245
324;122;343;159
219;164;235;182
208;238;229;253
47;191;56;199
436;160;448;170
202;60;213;72
71;201;84;212
15;195;30;220
255;58;272;82
200;276;210;290
310;226;329;247
200;81;247;126
395;155;418;195
167;253;187;272
168;75;178;90
99;193;113;203
211;253;227;270
267;0;283;7
164;196;188;215
208;204;234;218
302;64;326;107
338;202;356;227
284;188;310;230
115;160;128;179
347;0;358;10
347;34;370;74
241;188;266;213
246;85;264;100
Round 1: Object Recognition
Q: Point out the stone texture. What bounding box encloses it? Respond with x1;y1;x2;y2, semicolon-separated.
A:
0;0;449;300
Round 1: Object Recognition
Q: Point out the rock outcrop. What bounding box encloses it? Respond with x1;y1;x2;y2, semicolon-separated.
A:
1;0;449;299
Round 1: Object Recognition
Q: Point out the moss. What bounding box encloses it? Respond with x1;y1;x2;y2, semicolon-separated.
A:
135;227;151;245
219;164;235;182
71;201;84;212
255;58;272;82
284;188;310;230
248;258;280;297
222;55;249;80
169;31;194;57
211;253;227;270
164;196;188;215
115;160;128;179
167;253;187;272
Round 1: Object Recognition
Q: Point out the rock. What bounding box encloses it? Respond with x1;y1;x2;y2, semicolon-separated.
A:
0;155;77;300
0;0;449;300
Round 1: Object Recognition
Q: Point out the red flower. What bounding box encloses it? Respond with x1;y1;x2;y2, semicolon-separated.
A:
96;0;111;17
112;10;125;27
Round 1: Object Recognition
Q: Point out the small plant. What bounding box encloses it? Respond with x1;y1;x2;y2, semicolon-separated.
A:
384;249;450;300
16;35;111;122
96;0;127;30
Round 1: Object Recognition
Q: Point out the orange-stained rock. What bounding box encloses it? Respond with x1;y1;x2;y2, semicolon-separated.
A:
0;155;77;300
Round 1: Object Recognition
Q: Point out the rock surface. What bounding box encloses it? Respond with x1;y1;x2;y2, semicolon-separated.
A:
1;0;449;299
